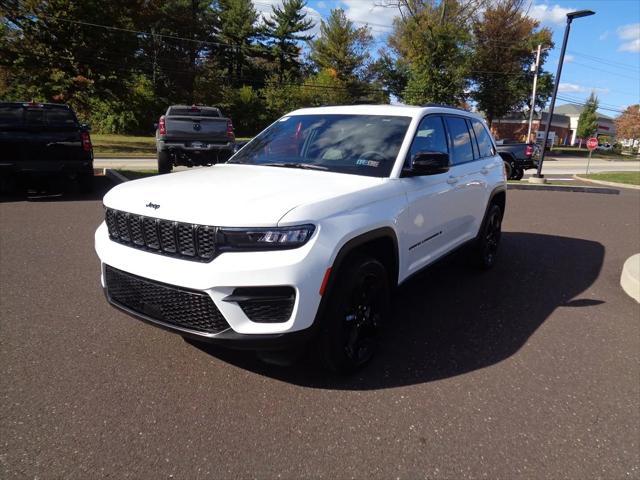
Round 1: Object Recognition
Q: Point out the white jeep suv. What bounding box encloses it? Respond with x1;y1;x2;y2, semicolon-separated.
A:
95;104;506;372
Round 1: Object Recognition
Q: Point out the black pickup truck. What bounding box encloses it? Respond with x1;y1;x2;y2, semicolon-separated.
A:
495;141;540;180
155;105;236;174
0;102;94;191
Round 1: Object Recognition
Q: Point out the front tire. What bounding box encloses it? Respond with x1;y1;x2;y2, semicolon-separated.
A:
158;151;172;174
472;203;503;270
319;254;390;373
503;161;513;180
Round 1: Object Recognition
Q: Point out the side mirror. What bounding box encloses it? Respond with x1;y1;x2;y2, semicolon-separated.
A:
80;123;91;131
407;152;450;176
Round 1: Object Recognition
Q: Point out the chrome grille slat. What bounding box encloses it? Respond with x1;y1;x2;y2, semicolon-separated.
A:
105;208;216;262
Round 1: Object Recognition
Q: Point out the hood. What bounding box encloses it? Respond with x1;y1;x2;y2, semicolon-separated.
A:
103;164;384;227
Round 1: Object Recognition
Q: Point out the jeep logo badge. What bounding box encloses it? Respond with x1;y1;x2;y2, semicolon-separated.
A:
146;202;160;210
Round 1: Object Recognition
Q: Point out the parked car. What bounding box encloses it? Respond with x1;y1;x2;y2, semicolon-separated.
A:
96;104;506;372
155;105;236;174
495;140;539;180
0;101;93;191
597;143;612;151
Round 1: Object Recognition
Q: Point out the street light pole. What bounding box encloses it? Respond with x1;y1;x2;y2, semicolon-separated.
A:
526;44;542;143
534;10;595;179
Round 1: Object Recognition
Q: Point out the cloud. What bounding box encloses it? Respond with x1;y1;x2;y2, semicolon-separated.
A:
564;54;574;63
528;4;572;25
558;83;610;94
617;23;640;52
339;0;398;36
316;1;326;8
252;0;322;37
599;31;609;41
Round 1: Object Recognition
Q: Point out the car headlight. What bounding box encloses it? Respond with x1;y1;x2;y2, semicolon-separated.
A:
218;225;315;251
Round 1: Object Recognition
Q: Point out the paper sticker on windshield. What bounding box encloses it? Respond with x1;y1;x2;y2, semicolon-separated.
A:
356;159;380;167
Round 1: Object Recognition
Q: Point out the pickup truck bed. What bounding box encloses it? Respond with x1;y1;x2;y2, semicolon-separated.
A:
0;102;93;190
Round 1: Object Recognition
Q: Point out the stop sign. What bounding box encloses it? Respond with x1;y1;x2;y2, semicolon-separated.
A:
587;137;598;151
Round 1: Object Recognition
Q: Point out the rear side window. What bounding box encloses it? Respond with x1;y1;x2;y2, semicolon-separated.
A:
25;108;45;126
445;117;474;164
46;108;77;126
0;106;23;126
471;119;496;157
168;107;221;117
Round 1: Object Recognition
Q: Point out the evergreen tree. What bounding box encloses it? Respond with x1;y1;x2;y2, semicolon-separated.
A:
217;0;259;82
576;92;599;147
309;8;372;82
263;0;314;82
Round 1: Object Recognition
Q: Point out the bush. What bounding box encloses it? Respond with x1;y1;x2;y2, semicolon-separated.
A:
612;142;623;154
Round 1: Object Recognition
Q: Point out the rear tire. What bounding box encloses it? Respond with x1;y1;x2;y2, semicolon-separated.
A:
158;151;172;174
513;167;524;180
319;254;390;373
472;203;503;270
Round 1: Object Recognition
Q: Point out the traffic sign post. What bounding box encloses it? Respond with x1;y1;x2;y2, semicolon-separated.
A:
586;137;598;174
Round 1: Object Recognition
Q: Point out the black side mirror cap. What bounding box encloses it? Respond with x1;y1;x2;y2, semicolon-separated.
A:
80;123;91;131
404;152;450;176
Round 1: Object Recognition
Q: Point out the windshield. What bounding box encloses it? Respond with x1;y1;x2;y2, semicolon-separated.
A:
228;114;412;177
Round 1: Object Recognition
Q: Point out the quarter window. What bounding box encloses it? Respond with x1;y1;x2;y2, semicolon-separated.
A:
471;119;496;158
445;117;474;164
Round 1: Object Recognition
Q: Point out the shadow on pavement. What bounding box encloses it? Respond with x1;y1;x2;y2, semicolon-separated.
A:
0;175;114;203
190;232;605;390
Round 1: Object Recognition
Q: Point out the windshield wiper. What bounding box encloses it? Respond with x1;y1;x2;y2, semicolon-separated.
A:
261;162;328;171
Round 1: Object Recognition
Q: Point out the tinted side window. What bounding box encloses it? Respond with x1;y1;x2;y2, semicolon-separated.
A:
25;108;45;126
46;108;77;126
0;106;23;127
445;117;474;164
407;116;448;167
471;119;496;157
466;119;479;159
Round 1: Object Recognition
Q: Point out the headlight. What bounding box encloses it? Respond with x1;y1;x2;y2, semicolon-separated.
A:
218;225;315;251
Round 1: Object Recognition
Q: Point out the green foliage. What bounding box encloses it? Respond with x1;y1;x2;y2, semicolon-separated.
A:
389;0;473;106
470;0;554;126
217;0;259;81
263;0;315;81
309;9;372;82
221;85;266;136
576;92;599;140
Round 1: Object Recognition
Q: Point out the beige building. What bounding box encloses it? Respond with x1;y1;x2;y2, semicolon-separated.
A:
553;104;616;145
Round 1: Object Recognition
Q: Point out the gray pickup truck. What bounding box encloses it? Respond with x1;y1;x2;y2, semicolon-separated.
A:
155;105;236;174
495;141;540;180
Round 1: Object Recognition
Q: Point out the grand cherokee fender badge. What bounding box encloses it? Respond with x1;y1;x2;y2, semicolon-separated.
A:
146;202;160;210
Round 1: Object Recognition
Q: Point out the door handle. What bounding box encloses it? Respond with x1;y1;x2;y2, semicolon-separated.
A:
447;176;459;185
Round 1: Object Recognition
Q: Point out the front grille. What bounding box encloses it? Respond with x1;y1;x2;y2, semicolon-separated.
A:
105;208;217;262
105;265;230;335
233;287;296;323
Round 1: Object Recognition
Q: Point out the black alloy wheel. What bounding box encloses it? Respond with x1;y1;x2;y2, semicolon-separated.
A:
478;204;502;269
321;255;390;373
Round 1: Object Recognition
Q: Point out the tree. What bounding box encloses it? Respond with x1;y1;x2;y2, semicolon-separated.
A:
309;8;372;82
615;104;640;147
576;92;599;147
217;0;259;82
387;0;479;105
263;0;315;82
470;0;554;127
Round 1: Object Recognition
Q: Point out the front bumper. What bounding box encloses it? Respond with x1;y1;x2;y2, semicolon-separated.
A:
95;222;328;346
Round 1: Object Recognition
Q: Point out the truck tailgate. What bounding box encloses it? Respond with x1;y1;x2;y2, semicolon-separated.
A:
164;116;230;143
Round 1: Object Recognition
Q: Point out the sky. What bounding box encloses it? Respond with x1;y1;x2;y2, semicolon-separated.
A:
252;0;640;116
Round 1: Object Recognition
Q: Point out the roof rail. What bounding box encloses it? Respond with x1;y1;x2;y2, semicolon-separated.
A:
421;103;470;112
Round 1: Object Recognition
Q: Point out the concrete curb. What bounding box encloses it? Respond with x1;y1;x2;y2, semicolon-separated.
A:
104;169;130;184
507;183;619;195
573;175;640;190
620;254;640;303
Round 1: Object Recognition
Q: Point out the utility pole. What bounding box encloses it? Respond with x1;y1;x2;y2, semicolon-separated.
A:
526;44;542;143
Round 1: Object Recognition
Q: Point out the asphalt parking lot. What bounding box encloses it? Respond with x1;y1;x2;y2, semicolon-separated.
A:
1;178;639;479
